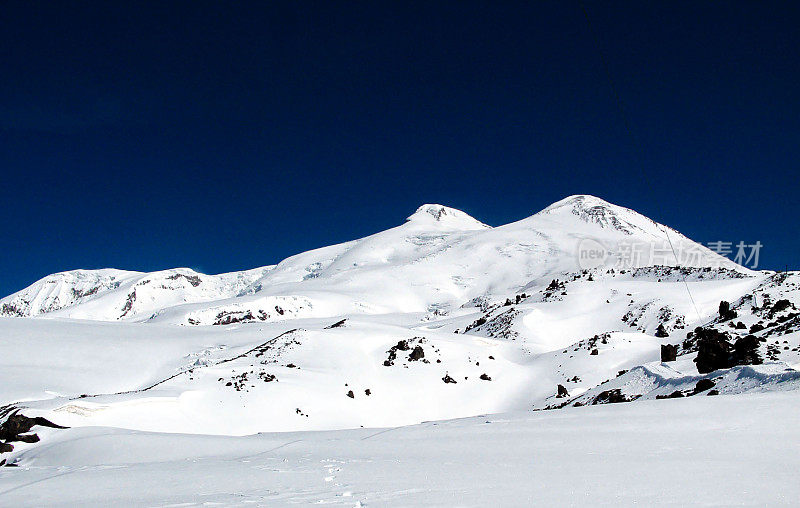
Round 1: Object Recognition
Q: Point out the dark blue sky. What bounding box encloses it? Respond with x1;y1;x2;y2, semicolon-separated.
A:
1;1;798;296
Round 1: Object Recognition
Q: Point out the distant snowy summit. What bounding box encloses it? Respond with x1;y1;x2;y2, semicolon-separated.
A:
1;195;745;323
405;203;490;229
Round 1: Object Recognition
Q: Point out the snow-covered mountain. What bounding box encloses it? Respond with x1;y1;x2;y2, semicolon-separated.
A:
1;195;798;505
0;195;745;324
0;266;274;321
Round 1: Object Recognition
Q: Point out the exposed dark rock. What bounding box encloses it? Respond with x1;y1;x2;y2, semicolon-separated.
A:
14;433;40;443
408;345;425;361
0;413;68;451
655;324;669;338
589;349;598;356
692;327;763;373
661;344;678;362
120;290;137;318
693;378;716;394
166;273;202;287
346;390;355;398
694;327;733;374
718;301;737;321
0;413;68;443
383;339;416;366
556;384;569;398
214;310;257;326
591;389;636;405
464;317;487;332
735;321;747;330
769;299;793;316
656;390;684;399
479;373;491;381
732;334;763;366
442;373;457;384
325;319;347;329
750;323;765;333
364;389;371;396
707;389;719;396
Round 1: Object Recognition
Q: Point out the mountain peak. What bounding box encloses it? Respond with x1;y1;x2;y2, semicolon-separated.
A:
533;194;649;235
540;194;614;213
406;204;489;229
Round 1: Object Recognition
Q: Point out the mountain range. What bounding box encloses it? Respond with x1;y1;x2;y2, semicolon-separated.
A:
1;195;798;504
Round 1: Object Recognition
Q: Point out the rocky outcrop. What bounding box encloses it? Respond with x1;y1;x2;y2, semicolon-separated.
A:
694;327;763;374
591;389;637;405
661;344;677;362
0;412;68;453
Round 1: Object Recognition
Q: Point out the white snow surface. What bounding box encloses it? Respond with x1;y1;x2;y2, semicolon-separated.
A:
1;195;798;505
2;393;799;506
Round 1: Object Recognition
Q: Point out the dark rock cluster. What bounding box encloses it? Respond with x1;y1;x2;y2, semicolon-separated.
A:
693;327;763;374
591;389;638;405
384;338;429;366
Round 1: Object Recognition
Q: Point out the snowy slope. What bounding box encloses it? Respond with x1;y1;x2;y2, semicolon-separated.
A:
1;392;799;506
0;195;798;505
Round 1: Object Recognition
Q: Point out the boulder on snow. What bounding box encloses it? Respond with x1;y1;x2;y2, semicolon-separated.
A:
0;442;13;453
556;384;569;398
408;345;425;361
442;373;457;384
693;327;733;374
655;324;669;338
660;344;678;362
0;413;68;443
732;334;763;366
480;373;492;381
718;301;737;321
693;378;716;394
